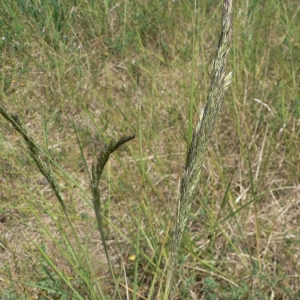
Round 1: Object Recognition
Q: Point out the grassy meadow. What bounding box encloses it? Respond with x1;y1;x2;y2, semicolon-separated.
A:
0;0;300;299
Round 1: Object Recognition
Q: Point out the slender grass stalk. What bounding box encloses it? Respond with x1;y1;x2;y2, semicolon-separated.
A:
164;1;233;298
187;1;198;146
133;206;141;300
91;134;135;298
122;0;128;57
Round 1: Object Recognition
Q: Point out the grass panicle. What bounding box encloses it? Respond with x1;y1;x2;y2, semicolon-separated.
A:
165;0;233;297
91;134;135;297
0;105;68;214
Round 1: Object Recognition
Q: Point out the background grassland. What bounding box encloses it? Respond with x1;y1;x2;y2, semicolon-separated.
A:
0;0;299;299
